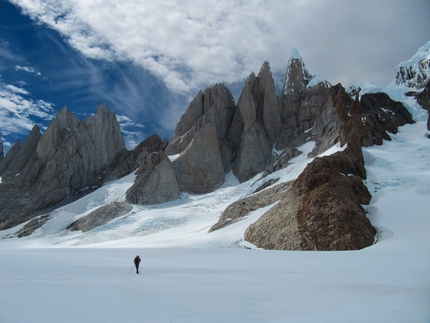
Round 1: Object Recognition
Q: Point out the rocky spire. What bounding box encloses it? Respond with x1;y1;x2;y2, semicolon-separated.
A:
166;83;237;193
282;48;313;95
231;62;280;182
0;125;41;181
0;139;20;177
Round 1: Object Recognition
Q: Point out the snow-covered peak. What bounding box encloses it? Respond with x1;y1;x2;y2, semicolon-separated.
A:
289;48;304;61
394;41;430;89
307;74;331;89
283;48;313;95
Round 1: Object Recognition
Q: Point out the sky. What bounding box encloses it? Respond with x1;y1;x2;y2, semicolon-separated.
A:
0;0;429;152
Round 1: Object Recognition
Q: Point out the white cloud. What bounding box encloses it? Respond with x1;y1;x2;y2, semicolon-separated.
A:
15;65;42;76
9;0;430;93
0;83;55;137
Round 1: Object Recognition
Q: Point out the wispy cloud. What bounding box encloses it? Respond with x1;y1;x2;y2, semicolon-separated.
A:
10;0;430;93
0;83;55;146
15;65;42;76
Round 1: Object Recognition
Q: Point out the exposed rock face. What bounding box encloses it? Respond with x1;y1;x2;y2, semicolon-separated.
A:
0;125;42;181
0;104;126;230
282;49;313;96
127;151;180;204
0;140;21;177
104;133;169;183
166;84;237;192
395;41;429;89
0;135;3;164
16;215;50;237
417;81;430;131
173;122;225;194
68;202;133;232
244;144;376;251
209;181;291;232
231;63;280;182
167;83;237;172
278;55;343;153
359;92;415;144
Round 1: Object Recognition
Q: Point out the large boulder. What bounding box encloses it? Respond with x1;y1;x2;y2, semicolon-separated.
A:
244;145;376;251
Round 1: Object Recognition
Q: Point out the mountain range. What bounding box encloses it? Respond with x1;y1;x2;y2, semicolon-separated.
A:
0;41;429;251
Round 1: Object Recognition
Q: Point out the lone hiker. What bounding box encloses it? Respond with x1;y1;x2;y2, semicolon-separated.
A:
134;255;141;274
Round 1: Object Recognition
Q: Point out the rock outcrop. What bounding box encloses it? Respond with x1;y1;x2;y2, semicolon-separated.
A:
209;181;292;232
127;151;180;204
417;81;430;131
228;82;413;250
104;133;169;183
244;104;376;250
244;148;376;250
67;202;133;232
358;92;415;145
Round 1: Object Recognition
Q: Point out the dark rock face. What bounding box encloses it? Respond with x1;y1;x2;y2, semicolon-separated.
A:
0;135;3;164
417;81;430;130
359;92;415;144
0;105;126;230
395;57;430;89
15;215;50;238
127;151;180;204
68;202;133;232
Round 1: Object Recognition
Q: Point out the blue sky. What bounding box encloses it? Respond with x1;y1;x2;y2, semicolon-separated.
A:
1;0;429;152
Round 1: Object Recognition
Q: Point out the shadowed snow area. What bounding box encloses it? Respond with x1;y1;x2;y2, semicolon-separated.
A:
0;85;429;322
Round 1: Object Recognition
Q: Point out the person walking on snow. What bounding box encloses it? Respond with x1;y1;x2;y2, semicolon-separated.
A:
134;255;141;274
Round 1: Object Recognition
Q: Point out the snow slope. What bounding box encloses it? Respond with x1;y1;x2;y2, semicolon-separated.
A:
0;84;429;322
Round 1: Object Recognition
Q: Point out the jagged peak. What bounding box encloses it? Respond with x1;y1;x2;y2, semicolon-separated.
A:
95;103;107;116
283;48;313;95
289;48;304;61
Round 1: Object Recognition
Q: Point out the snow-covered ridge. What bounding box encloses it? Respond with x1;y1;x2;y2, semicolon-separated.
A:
394;41;430;89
